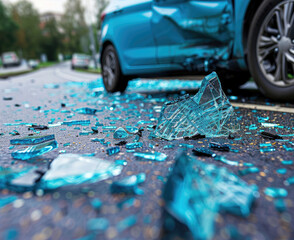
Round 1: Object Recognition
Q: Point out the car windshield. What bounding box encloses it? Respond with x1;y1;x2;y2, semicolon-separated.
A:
74;54;89;60
3;54;13;59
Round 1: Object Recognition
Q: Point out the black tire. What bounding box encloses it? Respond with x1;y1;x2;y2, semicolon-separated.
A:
247;0;294;101
101;44;128;93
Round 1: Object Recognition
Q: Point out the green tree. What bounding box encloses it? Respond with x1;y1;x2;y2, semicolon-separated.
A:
60;0;89;55
41;18;61;61
11;0;42;59
0;0;18;54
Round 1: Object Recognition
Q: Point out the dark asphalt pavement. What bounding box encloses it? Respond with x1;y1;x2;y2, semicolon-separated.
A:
0;62;293;240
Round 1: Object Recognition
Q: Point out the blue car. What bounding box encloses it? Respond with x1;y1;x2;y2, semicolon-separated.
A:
100;0;294;100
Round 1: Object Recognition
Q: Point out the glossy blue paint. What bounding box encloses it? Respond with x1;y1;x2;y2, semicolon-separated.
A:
101;0;253;75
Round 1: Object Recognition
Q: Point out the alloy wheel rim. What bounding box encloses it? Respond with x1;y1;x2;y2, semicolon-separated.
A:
103;51;116;88
257;0;294;87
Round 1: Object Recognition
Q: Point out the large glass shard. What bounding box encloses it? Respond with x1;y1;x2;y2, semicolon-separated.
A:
153;72;240;140
163;152;257;239
11;140;58;160
10;135;55;145
40;154;123;189
76;107;98;115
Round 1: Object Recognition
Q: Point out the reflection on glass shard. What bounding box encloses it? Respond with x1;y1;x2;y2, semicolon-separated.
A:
0;196;17;208
62;120;90;126
111;173;145;195
264;187;288;198
10;135;55;145
210;142;231;151
163;152;257;239
284;176;294;185
11;140;58;160
113;127;129;139
76;107;98;115
87;218;109;232
116;215;137;232
133;152;167;162
106;147;120;156
91;198;102;211
40;154;123;189
154;72;240;140
126;142;143;150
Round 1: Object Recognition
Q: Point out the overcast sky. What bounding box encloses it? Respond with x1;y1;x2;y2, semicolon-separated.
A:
5;0;98;23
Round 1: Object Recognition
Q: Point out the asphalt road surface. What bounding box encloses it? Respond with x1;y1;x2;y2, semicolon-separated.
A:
0;62;293;240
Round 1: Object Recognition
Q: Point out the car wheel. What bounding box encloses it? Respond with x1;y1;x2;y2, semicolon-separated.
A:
248;0;294;100
102;44;128;93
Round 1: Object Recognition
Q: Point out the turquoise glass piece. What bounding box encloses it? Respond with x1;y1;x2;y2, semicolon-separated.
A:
153;72;240;140
113;127;129;139
106;146;120;156
238;167;260;176
163;152;258;239
164;144;175;149
117;197;135;209
281;160;293;165
276;168;287;174
133;152;167;162
110;173;145;195
126;126;139;134
116;215;137;232
264;187;288;198
10;135;55;145
126;142;143;149
76;107;97;115
87;218;109;232
274;198;287;212
11;140;58;160
0;196;17;208
91;198;102;211
40;154;123;189
284;176;294;185
62;120;90;126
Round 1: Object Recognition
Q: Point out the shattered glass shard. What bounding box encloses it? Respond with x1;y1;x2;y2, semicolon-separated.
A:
11;140;58;160
116;215;137;232
163;152;257;239
153;72;239;140
62;120;90;126
113;127;129;139
274;198;287;212
238;167;260;176
110;173;145;195
260;131;282;140
134;152;167;162
106;146;120;156
209;142;231;151
0;196;17;208
126;126;139;134
76;107;98;115
87;218;109;232
126;142;143;150
10;135;55;145
264;187;288;198
40;154;123;189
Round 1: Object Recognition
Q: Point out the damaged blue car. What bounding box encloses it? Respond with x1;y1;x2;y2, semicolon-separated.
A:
100;0;294;100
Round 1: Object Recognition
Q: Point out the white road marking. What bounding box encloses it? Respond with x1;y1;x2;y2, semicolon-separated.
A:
232;102;294;113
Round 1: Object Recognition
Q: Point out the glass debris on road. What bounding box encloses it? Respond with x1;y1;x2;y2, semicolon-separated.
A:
163;152;258;239
153;72;240;140
133;152;167;161
110;173;146;195
10;135;55;145
113;127;129;139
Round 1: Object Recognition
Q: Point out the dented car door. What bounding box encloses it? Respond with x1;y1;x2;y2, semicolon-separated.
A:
151;0;234;66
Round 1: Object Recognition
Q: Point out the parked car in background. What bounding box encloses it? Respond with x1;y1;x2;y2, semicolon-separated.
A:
1;52;21;68
71;54;90;70
28;59;39;69
100;0;294;100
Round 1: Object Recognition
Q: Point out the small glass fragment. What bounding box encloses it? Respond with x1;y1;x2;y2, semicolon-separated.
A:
87;218;109;232
281;160;293;165
163;144;175;149
260;131;282;140
133;152;167;162
110;173;145;195
274;198;287;212
116;215;137;232
11;140;58;160
210;142;231;151
284;176;294;185
117;197;135;209
91;198;102;211
28;124;49;131
276;168;287;174
126;142;143;149
40;154;123;189
192;148;216;157
113;127;129;139
153;72;240;140
264;187;288;198
238;167;260;176
76;107;97;115
62;120;90;126
10;135;55;145
106;147;120;156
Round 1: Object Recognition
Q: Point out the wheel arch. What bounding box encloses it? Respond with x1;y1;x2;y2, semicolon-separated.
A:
242;0;266;60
